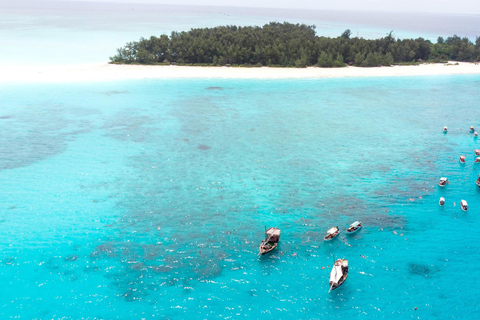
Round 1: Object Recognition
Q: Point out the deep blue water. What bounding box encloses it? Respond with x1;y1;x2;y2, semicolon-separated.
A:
1;76;479;318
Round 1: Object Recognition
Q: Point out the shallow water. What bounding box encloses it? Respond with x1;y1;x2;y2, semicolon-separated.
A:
0;76;479;318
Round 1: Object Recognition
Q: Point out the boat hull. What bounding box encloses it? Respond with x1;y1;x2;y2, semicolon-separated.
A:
259;242;278;255
439;197;445;206
346;227;362;234
324;233;339;241
259;227;281;255
329;259;349;291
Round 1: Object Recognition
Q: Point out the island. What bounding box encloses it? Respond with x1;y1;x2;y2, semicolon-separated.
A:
110;22;480;67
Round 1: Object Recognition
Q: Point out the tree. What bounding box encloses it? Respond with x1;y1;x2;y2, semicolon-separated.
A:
317;51;334;67
382;52;394;66
363;52;382;67
354;52;364;66
333;53;345;67
437;36;444;44
341;29;352;39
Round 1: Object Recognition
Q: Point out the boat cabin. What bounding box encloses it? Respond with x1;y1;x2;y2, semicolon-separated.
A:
347;221;362;233
265;227;280;242
259;227;281;255
324;227;340;241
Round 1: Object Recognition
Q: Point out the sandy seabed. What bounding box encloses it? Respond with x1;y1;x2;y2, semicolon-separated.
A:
2;62;480;83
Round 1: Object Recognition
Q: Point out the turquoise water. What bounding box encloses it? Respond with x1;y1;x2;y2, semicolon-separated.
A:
1;76;479;318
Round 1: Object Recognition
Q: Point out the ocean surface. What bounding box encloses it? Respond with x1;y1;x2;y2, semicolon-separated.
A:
1;76;480;319
1;1;480;319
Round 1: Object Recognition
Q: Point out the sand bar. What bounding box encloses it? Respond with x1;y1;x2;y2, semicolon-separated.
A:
2;62;480;83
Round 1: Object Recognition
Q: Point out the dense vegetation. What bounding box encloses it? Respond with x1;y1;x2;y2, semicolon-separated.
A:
110;22;480;67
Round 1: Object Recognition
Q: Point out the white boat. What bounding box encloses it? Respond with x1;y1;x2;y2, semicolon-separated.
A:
324;227;340;241
475;131;478;137
259;227;281;255
346;221;362;234
471;126;475;133
475;157;480;163
475;149;480;156
443;126;448;133
329;259;348;291
439;197;445;206
459;156;466;163
460;200;468;211
476;179;480;187
438;177;448;187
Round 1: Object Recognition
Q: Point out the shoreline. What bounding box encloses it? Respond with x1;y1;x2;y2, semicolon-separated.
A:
2;62;480;83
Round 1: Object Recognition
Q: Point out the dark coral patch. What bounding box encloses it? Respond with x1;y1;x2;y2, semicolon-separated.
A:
198;144;211;150
408;263;432;276
101;90;129;96
3;257;17;265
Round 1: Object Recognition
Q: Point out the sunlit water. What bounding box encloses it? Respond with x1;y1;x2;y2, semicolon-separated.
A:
1;76;479;318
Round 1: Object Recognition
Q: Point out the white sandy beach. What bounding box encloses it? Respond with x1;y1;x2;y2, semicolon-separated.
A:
2;62;480;83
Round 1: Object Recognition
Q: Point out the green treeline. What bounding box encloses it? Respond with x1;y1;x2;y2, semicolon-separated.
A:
110;22;480;67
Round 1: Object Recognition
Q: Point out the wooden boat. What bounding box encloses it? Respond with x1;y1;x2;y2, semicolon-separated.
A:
329;259;348;291
443;126;448;133
460;200;468;211
346;221;362;234
459;156;466;163
259;227;281;255
475;149;480;156
439;197;445;206
324;226;340;241
438;177;448;187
